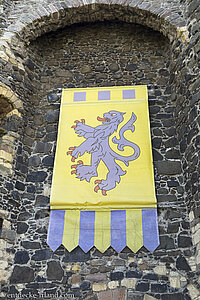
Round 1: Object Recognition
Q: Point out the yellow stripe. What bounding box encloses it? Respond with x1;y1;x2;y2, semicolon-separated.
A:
95;211;111;253
62;210;80;252
126;209;143;252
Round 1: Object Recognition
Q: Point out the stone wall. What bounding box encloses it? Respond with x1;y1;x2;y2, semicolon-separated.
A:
0;1;199;300
174;0;200;295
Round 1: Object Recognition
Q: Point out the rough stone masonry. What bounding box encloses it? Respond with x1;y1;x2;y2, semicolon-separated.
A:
0;1;199;300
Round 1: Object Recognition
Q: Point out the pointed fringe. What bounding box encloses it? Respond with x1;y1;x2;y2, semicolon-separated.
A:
47;209;159;253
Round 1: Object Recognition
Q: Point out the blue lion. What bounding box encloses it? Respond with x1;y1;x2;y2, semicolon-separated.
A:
67;111;140;196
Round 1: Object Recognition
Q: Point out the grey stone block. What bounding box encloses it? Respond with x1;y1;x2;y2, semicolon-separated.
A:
155;161;182;175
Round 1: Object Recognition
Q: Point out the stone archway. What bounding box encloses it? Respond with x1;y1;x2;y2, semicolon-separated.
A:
0;2;189;178
8;20;192;299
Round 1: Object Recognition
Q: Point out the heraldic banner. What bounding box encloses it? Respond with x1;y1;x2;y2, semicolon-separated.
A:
47;86;160;253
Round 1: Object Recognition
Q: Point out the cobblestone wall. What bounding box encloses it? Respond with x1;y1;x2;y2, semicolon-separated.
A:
175;0;200;296
0;1;199;300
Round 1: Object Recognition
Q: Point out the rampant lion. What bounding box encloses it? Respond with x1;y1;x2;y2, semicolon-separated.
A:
67;111;140;196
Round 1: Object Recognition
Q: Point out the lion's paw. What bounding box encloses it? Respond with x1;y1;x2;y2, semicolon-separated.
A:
67;146;77;162
75;165;97;182
71;161;83;174
71;119;85;129
94;179;107;196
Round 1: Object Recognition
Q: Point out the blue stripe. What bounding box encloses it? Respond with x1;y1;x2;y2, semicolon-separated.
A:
142;209;160;252
79;211;95;252
47;210;65;251
111;210;126;252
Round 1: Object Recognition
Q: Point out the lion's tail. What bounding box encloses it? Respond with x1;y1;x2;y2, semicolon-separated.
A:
111;113;140;166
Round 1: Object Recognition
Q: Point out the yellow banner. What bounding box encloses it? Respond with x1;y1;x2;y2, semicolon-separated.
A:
50;86;157;210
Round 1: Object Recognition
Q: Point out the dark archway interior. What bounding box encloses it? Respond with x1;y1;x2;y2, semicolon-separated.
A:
30;21;170;93
0;96;13;121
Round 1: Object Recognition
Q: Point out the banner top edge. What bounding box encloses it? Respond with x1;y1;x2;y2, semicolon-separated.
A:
62;85;148;92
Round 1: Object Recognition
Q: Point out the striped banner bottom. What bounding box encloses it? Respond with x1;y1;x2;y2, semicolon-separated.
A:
47;209;159;253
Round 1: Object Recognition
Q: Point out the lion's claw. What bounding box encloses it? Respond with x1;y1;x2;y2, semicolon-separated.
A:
94;185;100;193
71;159;83;169
94;180;107;196
67;149;77;163
95;179;102;184
102;189;107;196
73;119;85;125
71;125;76;129
71;170;77;174
71;164;77;169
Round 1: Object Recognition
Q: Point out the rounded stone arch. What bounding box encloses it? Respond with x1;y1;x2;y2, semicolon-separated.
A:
0;2;189;111
0;2;188;147
10;1;187;45
0;84;23;175
0;1;189;109
0;0;188;177
0;89;22;121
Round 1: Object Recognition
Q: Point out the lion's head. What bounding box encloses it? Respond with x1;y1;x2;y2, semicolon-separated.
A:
97;110;125;125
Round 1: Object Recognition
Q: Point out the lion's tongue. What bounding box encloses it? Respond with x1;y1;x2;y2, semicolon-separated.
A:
97;116;106;122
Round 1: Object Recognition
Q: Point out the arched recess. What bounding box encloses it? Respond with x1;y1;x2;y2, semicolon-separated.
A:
0;2;189;176
0;2;189;123
0;96;13;121
4;1;188;44
0;84;22;175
